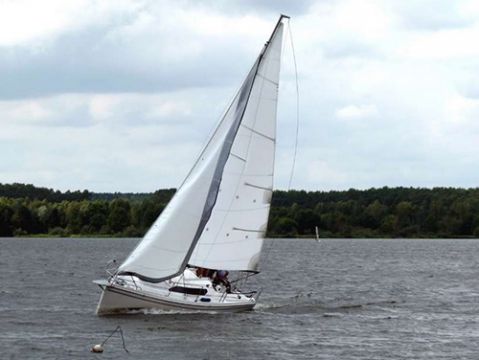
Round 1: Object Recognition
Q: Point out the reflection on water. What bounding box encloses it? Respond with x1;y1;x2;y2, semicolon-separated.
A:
1;238;479;359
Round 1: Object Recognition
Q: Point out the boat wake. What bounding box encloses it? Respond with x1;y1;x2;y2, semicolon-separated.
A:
255;295;399;316
125;308;222;316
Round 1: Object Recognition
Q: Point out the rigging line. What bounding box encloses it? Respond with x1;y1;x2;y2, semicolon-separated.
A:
179;88;241;190
287;19;300;191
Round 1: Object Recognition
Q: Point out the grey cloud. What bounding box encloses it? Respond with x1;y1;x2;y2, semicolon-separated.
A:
0;21;256;99
0;0;311;100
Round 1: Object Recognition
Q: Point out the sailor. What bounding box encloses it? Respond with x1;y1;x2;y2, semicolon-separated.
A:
205;268;215;278
196;267;204;277
213;270;231;293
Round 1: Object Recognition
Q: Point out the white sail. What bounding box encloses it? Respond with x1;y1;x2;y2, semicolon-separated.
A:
118;18;286;281
189;23;284;271
117;72;253;281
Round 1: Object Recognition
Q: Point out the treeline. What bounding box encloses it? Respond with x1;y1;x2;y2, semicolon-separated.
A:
0;183;478;238
0;188;174;237
0;183;90;202
269;187;479;238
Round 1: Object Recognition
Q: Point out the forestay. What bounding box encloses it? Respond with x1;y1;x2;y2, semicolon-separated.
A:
118;18;285;282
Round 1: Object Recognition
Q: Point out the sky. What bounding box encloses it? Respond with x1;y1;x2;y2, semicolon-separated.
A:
1;0;478;192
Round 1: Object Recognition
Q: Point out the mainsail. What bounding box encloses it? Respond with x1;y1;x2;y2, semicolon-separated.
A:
118;16;287;282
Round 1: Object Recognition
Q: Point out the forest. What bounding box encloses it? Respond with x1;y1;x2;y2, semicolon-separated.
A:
0;183;478;238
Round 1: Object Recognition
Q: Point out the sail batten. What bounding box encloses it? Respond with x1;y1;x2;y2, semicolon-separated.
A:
117;17;286;281
241;124;276;142
244;182;273;191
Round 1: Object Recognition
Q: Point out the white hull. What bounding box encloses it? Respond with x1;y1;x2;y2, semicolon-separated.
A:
95;270;258;315
96;284;256;315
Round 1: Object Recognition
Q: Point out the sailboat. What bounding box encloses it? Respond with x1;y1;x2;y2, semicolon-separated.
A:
94;15;289;315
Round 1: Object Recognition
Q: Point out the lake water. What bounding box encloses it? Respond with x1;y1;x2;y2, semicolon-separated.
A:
1;238;478;359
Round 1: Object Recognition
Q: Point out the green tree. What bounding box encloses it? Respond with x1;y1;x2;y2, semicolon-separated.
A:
108;199;131;233
65;202;82;233
11;203;35;234
0;200;14;236
364;200;387;228
271;217;298;237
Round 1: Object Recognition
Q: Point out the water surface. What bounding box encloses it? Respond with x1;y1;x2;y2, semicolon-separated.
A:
1;238;478;359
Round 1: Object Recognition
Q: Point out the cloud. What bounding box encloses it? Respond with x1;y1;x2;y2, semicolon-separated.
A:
0;95;92;127
0;92;220;191
1;0;479;192
0;1;278;99
392;0;478;31
0;0;143;46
